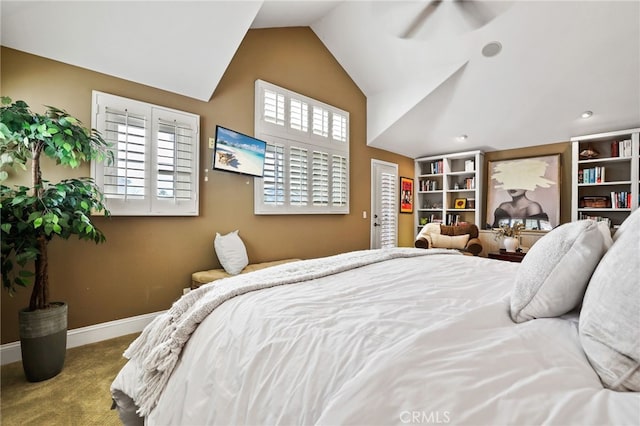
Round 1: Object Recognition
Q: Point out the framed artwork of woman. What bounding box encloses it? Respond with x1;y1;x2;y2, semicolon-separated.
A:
486;155;560;231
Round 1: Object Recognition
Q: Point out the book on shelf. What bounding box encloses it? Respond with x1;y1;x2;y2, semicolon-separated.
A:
610;191;631;209
420;180;438;191
429;160;444;174
463;177;475;189
446;213;461;226
619;139;632;157
464;160;475;172
578;166;605;184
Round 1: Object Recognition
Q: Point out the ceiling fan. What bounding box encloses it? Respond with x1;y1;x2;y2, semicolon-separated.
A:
373;0;510;40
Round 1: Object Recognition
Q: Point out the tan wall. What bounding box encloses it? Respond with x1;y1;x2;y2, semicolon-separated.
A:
0;28;416;343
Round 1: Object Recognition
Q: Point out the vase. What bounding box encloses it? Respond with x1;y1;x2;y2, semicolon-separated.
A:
19;302;68;382
503;237;518;253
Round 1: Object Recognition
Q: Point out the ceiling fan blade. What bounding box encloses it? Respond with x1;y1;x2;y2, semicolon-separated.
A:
400;0;442;39
455;0;497;29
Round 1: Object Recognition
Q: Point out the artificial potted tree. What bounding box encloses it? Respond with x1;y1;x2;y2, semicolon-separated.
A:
0;97;111;382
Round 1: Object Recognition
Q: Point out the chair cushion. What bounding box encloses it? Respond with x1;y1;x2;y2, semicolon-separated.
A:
430;233;470;250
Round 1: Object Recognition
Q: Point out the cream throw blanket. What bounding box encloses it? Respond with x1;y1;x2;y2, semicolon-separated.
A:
124;248;459;416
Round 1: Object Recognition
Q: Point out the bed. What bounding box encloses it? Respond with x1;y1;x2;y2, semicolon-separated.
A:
111;211;640;426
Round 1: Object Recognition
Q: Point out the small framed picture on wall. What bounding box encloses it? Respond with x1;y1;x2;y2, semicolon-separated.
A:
400;177;414;214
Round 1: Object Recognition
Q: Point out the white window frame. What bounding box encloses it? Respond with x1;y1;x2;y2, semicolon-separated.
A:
91;91;200;216
254;80;349;215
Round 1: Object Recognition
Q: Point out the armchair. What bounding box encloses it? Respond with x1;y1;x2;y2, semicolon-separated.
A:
415;223;483;256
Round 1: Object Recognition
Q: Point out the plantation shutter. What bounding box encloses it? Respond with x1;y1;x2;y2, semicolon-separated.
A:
92;91;199;216
332;113;348;142
312;151;329;206
331;154;348;206
102;107;147;200
290;99;308;133
379;172;397;248
152;111;198;214
263;144;285;205
312;106;329;138
289;146;308;205
264;90;285;126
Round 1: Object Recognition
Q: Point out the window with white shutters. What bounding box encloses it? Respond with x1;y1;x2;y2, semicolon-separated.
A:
379;172;397;248
264;90;285;126
312;106;329;138
290;99;308;133
254;80;349;214
332;155;348;207
332;113;348;143
91;91;199;216
263;143;285;206
289;146;308;205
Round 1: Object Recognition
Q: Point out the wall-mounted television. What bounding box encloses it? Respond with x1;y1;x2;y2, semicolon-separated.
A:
212;125;267;178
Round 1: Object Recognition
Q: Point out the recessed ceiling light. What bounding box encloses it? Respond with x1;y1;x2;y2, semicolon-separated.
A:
482;41;502;58
581;110;593;119
456;134;468;142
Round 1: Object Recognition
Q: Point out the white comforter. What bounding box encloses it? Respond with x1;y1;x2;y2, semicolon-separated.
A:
112;249;640;425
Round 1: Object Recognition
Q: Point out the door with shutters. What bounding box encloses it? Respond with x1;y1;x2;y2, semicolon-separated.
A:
371;159;398;249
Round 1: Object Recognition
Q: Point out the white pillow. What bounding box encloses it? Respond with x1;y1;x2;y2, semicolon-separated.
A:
597;221;614;250
580;208;640;391
214;230;249;275
509;220;605;323
430;233;469;250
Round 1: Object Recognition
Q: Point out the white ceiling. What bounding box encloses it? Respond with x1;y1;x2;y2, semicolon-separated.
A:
2;1;639;158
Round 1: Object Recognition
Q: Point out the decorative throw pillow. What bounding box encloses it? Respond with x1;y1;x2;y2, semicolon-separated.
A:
430;233;469;250
580;209;640;391
214;230;249;275
596;221;614;250
509;220;605;323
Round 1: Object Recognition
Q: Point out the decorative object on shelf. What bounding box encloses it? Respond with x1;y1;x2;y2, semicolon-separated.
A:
579;145;599;160
467;198;476;209
400;176;414;213
419;217;428;225
579;196;611;208
454;198;467;209
486;154;559;231
493;222;524;253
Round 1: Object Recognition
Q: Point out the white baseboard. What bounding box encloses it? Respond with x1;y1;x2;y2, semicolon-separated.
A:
0;310;165;366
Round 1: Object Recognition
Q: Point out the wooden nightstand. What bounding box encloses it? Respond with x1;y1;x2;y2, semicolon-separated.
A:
488;250;526;263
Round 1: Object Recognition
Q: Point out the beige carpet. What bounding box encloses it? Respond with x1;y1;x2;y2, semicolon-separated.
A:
1;333;138;426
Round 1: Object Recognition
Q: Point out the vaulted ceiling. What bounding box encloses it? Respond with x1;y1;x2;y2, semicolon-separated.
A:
2;1;639;158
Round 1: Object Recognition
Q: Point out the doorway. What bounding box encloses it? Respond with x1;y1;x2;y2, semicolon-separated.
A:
370;159;398;249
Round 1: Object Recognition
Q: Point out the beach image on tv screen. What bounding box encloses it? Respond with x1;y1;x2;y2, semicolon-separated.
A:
213;127;266;176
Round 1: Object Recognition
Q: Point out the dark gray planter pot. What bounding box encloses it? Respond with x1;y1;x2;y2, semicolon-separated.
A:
19;302;68;382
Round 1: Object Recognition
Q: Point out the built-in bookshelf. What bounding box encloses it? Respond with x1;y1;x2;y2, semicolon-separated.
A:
571;128;640;229
414;150;484;232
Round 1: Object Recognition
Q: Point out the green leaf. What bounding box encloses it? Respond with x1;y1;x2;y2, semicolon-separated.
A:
33;217;43;228
11;195;25;205
80;201;89;210
1;223;11;233
53;223;62;234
